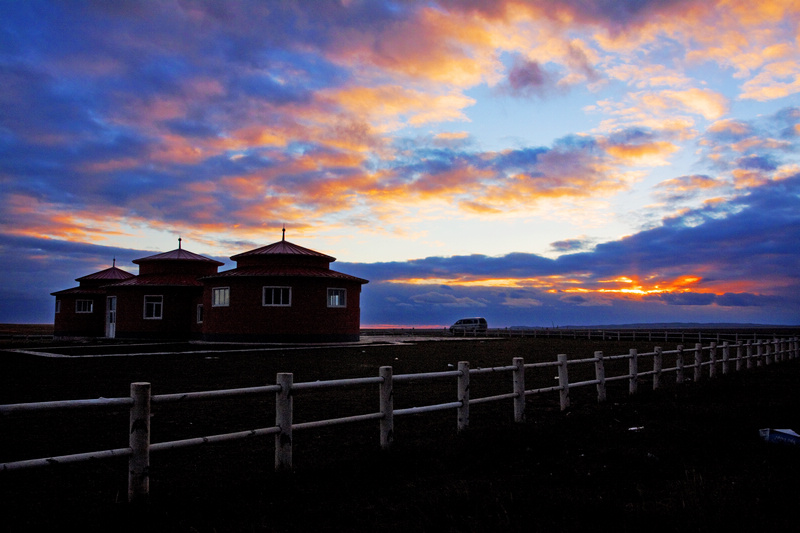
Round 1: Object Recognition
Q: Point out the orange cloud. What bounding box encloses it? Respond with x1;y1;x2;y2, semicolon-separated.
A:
659;89;729;121
605;141;679;166
1;194;132;243
326;5;502;87
381;272;738;303
320;84;475;131
707;119;751;136
740;60;800;101
656;175;726;194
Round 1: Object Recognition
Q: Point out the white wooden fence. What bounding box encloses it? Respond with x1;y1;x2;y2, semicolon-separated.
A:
2;337;798;503
366;327;797;344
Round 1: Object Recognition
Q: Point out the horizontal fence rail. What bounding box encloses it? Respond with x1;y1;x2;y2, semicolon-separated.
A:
363;327;800;345
2;337;798;503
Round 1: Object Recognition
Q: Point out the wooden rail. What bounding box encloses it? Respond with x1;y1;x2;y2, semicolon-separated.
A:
363;327;800;344
2;337;798;503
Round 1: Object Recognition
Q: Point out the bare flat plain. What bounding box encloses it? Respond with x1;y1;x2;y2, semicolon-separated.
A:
2;328;800;532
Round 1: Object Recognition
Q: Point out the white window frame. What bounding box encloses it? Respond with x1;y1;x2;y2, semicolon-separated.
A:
196;304;204;323
143;295;163;320
327;288;346;308
263;286;291;307
76;300;93;313
212;287;230;307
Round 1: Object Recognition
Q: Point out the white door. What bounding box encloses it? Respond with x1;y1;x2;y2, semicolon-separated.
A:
105;296;116;338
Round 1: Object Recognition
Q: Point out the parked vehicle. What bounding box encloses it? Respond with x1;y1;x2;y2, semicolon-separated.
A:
449;317;488;335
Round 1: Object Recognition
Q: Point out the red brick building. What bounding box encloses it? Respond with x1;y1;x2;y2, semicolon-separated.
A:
51;262;135;338
105;241;224;340
201;236;368;342
52;236;368;342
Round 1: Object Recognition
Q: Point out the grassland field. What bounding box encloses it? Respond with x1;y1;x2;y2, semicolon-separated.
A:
1;326;800;532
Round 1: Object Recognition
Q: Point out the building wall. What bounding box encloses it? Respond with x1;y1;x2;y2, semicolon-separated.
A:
202;276;362;342
53;293;106;337
110;286;203;340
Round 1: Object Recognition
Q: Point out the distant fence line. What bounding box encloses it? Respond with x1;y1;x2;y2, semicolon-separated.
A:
364;327;799;344
2;336;798;504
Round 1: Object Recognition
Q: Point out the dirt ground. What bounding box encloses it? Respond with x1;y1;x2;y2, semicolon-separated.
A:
2;333;800;532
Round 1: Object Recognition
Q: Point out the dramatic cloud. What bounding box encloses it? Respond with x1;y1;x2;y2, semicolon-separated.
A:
1;1;799;326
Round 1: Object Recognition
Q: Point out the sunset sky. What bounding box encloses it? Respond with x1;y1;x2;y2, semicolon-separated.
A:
2;0;799;327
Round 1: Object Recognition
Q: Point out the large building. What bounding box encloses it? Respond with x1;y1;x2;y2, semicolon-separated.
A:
51;235;368;342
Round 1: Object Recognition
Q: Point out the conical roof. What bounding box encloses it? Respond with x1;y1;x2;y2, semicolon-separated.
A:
132;239;224;266
76;265;135;282
230;239;335;262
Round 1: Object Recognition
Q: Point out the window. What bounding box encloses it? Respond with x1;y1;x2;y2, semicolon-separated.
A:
76;300;93;313
197;304;204;323
212;287;230;307
263;286;291;306
327;288;346;308
55;300;61;314
144;295;163;319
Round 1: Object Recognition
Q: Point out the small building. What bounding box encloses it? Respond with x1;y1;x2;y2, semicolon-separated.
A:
105;240;223;340
201;234;368;343
51;262;135;338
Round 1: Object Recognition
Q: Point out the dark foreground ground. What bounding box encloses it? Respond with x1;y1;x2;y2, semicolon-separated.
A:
1;331;800;532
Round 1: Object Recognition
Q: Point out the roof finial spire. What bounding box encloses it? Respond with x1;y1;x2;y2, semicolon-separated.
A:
179;237;182;249
282;225;285;241
113;257;116;267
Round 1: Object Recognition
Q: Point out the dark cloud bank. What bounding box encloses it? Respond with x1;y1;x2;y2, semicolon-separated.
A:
7;174;799;326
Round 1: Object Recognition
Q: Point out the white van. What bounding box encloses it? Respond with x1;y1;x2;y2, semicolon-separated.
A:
449;317;488;335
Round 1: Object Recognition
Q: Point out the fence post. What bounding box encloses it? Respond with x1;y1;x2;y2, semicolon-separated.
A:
757;340;764;367
734;342;742;372
628;349;638;395
653;346;664;390
765;341;772;366
557;354;569;411
128;382;151;503
653;347;662;391
709;342;717;379
457;361;470;432
722;342;730;375
694;344;703;382
746;340;753;369
676;345;684;384
594;351;606;403
512;357;525;422
275;373;293;472
379;366;393;450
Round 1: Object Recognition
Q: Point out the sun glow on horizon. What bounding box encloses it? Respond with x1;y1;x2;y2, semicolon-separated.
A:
385;274;713;297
